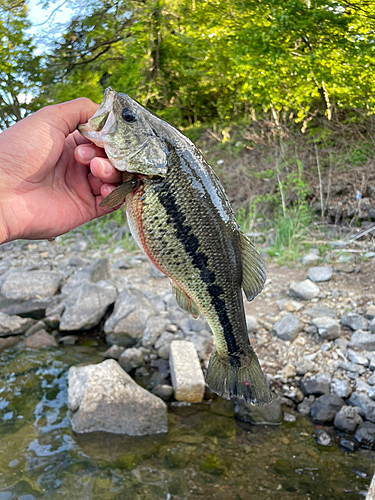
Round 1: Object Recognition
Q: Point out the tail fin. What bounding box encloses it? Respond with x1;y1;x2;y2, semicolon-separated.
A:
206;348;272;405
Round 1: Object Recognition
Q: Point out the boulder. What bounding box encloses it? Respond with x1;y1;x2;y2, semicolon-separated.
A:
354;421;375;450
330;378;352;398
308;266;333;282
334;405;363;433
342;312;368;331
60;281;117;331
271;313;303;341
311;316;340;340
24;329;57;349
0;297;54;319
348;331;375;351
0;311;34;336
235;398;282;424
104;287;155;346
300;373;331;396
311;394;344;423
169;340;205;403
68;359;168;435
288;280;320;301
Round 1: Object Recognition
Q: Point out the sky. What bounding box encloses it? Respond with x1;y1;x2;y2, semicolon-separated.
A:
27;0;73;48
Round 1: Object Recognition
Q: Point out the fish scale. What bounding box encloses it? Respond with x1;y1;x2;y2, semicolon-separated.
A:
78;87;272;405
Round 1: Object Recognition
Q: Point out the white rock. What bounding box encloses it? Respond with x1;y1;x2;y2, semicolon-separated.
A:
308;266;333;282
288;280;320;301
169;340;205;403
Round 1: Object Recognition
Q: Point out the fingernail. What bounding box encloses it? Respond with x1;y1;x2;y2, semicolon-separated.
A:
103;161;113;175
78;146;95;161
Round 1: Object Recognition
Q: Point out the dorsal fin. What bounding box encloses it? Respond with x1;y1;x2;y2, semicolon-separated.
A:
239;231;266;301
99;180;138;209
172;282;200;319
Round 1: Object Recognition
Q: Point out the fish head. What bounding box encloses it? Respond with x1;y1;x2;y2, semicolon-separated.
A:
78;87;168;175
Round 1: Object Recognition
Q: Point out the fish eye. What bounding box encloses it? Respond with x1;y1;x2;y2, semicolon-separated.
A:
121;108;138;123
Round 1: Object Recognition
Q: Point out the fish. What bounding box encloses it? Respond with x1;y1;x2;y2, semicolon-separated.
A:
78;87;272;405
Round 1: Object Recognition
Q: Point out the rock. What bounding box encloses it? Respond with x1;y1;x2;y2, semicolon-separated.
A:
283;386;304;403
235;398;282;424
277;299;304;312
104;287;154;346
0;297;54;319
311;316;340;340
370;318;375;333
60;281;117;331
334;263;354;273
151;384;174;401
288;280;320;301
365;306;375;320
58;335;79;346
308;266;333;282
349;331;375;351
302;252;321;266
370;356;375;371
300;373;331;396
142;316;169;347
149;264;167;279
24;329;58;349
0;312;34;336
61;258;111;295
283;412;297;422
311;394;344;423
368;373;375;386
335;338;348;351
295;359;316;375
297;396;315;416
0;336;21;351
280;364;297;382
342;312;368;331
347;349;369;366
118;347;144;373
338;359;366;374
169;340;205;403
271;313;303;341
155;331;184;360
24;320;46;337
334;406;363;432
246;315;259;333
68;359;168;435
354;421;375;449
330;378;352;398
102;344;125;360
313;429;332;446
0;269;63;308
304;305;336;318
185;330;211;361
348;392;375;423
370;387;375;400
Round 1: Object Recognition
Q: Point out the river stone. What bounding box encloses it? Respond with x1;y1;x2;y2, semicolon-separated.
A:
334;405;363;432
235;398;282;424
60;281;118;331
370;356;375;371
0;297;54;319
102;344;125;360
118;347;144;373
271;313;303;341
0;312;34;336
104;287;155;346
169;340;205;403
348;331;375;351
365;306;375;320
304;305;336;318
368;373;375;386
61;258;111;296
311;316;340;340
297;396;315;416
68;359;168;435
308;266;333;282
354;422;375;450
370;318;375;333
342;312;368;331
311;394;344;423
300;373;331;396
348;392;375;423
302;250;321;265
313;429;332;447
151;384;174;400
0;336;21;351
0;269;63;308
142;316;169;347
185;330;211;361
24;329;58;349
330;378;352;398
288;280;320;301
295;359;316;375
347;349;369;366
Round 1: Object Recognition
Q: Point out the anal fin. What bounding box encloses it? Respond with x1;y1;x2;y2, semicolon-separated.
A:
239;231;267;301
99;179;138;209
172;282;200;319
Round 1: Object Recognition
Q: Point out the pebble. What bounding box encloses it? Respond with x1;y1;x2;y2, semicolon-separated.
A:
341;312;368;331
348;331;375;351
272;313;303;341
308;266;333;282
313;429;332;446
311;316;340;340
288;280;320;301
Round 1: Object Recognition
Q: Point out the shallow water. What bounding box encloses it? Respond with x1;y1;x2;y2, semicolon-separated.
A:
0;346;374;500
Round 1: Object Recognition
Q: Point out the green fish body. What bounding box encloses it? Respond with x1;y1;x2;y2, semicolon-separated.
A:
79;88;272;405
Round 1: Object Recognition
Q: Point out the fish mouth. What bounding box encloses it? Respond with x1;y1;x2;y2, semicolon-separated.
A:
78;87;116;147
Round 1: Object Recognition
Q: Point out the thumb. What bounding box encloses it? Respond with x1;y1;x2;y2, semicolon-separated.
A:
42;97;99;137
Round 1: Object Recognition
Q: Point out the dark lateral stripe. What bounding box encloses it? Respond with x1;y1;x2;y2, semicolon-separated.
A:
158;179;238;355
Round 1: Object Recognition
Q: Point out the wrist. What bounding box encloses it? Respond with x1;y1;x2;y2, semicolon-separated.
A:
0;198;16;245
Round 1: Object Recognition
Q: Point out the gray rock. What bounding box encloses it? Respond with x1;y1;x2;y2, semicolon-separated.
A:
149;264;167;279
335;337;349;351
338;359;366;374
60;281;117;331
334;406;363;432
283;412;297;422
369;387;375;400
311;316;340;340
347;349;369;366
0;297;54;319
142;316;169;347
330;378;352;398
68;359;168;435
170;340;205;403
58;335;79;346
24;320;46;337
118;347;144;373
61;258;111;296
354;421;375;449
313;429;332;446
246;315;259;333
368;373;375;386
24;329;58;349
308;266;333;282
151;384;174;401
104;287;154;347
370;318;375;333
0;312;34;336
155;331;184;360
302;253;321;266
0;269;62;308
235;398;282;424
342;312;368;331
297;396;315;416
300;373;331;396
0;336;21;351
311;394;344;423
288;279;320;301
304;306;336;318
370;356;375;371
365;306;375;320
102;344;125;360
295;359;316;375
283;386;304;403
348;331;375;351
185;330;211;360
348;392;375;423
272;313;303;341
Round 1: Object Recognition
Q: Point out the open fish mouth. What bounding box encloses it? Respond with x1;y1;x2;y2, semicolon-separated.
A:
78;87;116;147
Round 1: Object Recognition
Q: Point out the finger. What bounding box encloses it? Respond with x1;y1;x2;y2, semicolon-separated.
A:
74;144;108;166
91;157;122;184
99;184;124;211
88;173;103;196
42;98;99;137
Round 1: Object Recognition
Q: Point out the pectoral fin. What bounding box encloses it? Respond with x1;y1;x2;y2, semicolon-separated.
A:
239;231;266;301
172;282;200;319
99;180;138;209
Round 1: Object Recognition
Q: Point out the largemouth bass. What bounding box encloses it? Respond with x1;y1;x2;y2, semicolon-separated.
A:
79;88;272;405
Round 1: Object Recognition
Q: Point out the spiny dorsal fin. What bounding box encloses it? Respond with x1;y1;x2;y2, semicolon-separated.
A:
239;231;266;301
99;180;138;209
172;282;200;319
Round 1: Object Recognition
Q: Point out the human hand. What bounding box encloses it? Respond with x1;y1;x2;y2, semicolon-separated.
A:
0;98;122;244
